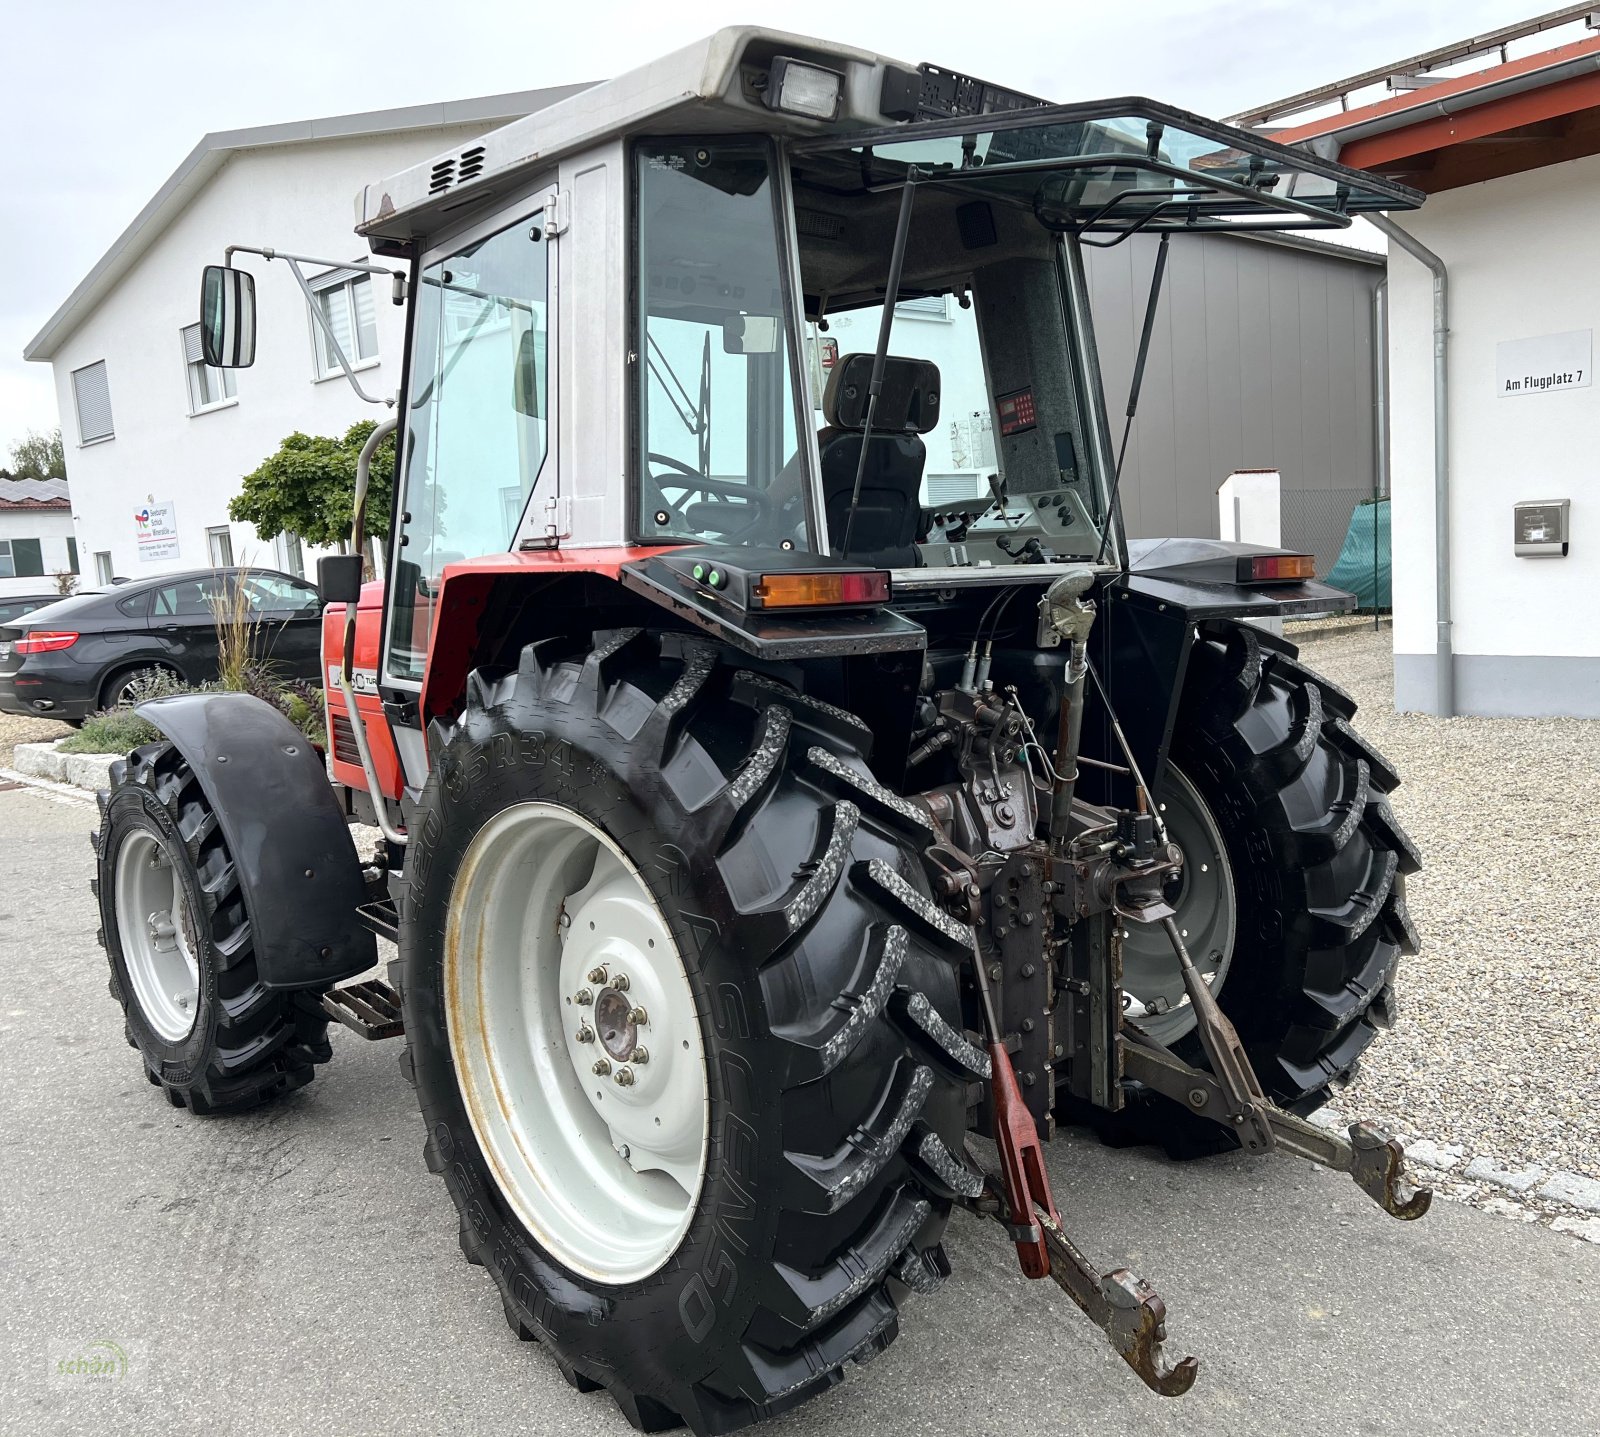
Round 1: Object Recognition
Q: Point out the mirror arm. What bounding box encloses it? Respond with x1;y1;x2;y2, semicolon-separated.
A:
282;258;393;408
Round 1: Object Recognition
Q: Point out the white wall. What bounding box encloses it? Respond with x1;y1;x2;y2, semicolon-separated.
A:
48;125;495;582
1387;152;1600;714
0;508;78;598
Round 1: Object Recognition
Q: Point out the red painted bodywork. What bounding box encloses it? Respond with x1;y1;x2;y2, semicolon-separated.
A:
322;580;403;799
321;549;670;801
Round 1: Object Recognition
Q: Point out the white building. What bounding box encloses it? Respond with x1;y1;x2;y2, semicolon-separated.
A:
0;478;78;599
1241;9;1600;717
24;87;584;585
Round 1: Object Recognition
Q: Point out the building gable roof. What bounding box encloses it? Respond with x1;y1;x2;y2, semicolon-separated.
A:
23;84;591;364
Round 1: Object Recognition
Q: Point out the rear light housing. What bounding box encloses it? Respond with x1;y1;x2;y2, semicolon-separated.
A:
1237;553;1316;584
14;630;79;654
750;570;890;610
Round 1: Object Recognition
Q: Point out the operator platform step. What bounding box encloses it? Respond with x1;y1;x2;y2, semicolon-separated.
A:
322;980;404;1041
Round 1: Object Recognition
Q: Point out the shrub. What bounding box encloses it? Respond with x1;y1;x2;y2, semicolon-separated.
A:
60;709;164;754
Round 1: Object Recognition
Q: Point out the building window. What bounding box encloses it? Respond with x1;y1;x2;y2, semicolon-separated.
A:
207;526;235;567
71;360;115;443
182;324;238;412
67;537;79;574
94;550;114;585
0;538;44;579
279;531;305;577
310;270;378;378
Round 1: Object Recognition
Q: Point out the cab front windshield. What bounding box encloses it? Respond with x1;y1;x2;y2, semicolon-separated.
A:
635;140;810;550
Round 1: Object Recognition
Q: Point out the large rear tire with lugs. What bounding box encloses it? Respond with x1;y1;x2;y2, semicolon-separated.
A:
395;631;987;1436
1079;620;1421;1157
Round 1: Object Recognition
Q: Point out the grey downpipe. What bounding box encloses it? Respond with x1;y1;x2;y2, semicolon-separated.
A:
1372;278;1390;500
340;415;406;847
1368;213;1452;717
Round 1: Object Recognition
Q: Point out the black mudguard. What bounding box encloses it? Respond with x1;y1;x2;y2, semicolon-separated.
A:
1075;539;1356;805
134;692;376;990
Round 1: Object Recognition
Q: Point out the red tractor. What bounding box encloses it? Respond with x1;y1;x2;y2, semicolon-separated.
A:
93;29;1426;1435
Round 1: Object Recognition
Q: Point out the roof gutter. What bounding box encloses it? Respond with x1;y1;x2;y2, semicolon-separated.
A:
1368;213;1452;717
1284;46;1600;161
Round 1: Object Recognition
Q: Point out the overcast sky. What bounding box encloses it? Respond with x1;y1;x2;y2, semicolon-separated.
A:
0;0;1547;458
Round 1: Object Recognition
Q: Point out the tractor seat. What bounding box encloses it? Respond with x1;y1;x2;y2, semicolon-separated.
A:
818;353;941;567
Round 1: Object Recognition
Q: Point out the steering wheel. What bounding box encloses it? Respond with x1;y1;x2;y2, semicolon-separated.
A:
645;452;771;539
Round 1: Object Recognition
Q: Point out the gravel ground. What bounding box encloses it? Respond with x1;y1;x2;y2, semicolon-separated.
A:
0;711;70;770
1285;617;1600;1183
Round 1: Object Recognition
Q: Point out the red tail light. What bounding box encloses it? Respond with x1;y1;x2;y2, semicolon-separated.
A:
14;630;79;654
1236;553;1316;584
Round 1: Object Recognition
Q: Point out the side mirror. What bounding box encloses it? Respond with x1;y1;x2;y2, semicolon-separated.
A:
200;264;257;368
513;327;542;418
316;553;364;607
723;313;780;354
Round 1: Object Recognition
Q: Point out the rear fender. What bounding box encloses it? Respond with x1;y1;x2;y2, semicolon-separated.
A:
1088;544;1352;802
133;691;376;990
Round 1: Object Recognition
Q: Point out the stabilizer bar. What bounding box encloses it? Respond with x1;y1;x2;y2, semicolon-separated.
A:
1121;1040;1432;1221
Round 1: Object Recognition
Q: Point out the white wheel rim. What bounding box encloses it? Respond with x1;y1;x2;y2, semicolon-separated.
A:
445;802;709;1284
1120;764;1237;1045
115;829;200;1043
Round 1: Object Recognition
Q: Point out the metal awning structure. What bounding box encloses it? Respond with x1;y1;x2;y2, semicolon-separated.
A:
793;99;1422;241
1233;6;1600;194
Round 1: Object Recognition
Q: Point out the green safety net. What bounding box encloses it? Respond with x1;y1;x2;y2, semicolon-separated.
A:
1325;497;1390;609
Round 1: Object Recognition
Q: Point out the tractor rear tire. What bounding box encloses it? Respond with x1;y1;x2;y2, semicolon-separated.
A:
92;742;333;1112
395;631;986;1436
1078;620;1420;1158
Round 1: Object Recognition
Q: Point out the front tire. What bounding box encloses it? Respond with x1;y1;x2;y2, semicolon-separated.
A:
397;632;987;1435
92;742;332;1112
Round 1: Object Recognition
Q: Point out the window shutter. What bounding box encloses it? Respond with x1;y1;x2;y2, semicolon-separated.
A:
181;323;205;364
72;361;114;442
926;473;982;504
895;295;948;319
318;287;353;370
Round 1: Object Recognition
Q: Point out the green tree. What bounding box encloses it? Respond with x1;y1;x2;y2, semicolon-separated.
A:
8;428;66;482
230;420;395;552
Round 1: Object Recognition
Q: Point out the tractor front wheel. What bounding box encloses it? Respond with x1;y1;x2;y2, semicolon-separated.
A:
92;742;332;1112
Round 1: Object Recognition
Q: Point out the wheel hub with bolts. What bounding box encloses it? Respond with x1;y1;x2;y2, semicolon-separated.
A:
444;801;709;1284
559;911;699;1183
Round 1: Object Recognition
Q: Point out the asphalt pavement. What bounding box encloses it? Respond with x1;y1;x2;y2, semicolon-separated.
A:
1;780;1595;1437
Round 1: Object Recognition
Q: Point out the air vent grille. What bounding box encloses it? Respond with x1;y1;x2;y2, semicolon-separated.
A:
457;146;486;182
331;711;360;768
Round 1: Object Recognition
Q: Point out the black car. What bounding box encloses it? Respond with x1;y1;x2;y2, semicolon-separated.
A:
0;567;324;723
0;592;62;627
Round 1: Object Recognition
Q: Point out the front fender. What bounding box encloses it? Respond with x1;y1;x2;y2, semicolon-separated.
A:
134;691;376;989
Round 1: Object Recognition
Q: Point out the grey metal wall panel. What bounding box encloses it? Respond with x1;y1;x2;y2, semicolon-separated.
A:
1088;231;1382;571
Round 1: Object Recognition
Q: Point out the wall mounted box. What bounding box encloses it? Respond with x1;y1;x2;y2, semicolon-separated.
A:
1513;499;1570;557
